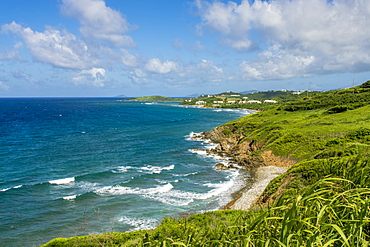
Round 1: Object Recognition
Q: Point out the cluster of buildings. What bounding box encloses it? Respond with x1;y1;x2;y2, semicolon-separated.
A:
194;99;277;106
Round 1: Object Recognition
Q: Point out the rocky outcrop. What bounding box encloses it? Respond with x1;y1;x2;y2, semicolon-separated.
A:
200;126;295;171
194;125;297;211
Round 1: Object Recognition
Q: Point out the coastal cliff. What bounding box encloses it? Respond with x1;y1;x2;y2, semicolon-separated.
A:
202;125;296;170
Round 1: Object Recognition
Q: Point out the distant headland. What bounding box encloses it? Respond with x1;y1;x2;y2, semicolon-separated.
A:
121;95;185;102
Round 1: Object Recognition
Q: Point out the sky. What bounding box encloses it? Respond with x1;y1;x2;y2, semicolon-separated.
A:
1;0;370;97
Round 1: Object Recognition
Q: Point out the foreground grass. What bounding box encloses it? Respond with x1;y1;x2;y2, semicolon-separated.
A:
42;83;370;246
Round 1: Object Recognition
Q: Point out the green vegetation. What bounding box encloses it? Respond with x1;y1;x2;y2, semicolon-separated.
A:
180;90;319;111
122;95;184;102
42;81;370;246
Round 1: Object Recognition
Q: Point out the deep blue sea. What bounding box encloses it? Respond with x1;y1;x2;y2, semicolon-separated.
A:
0;98;253;247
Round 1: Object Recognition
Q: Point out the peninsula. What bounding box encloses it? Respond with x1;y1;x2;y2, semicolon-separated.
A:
121;95;184;102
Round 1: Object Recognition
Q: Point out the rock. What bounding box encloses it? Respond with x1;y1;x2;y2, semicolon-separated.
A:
214;163;231;170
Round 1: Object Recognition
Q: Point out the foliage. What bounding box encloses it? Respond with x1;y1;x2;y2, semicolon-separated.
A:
280;83;370;112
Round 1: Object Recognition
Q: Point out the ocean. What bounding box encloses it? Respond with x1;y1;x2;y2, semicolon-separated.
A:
0;98;253;247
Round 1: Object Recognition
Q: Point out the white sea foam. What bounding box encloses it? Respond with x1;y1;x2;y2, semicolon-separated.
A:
143;193;195;206
118;216;158;230
189;149;208;156
211;108;254;116
139;164;175;174
49;177;75;185
173;172;199;177
185;132;205;141
76;181;101;191
204;142;219;150
1;185;24;192
95;183;174;195
1;185;23;192
199;170;240;200
112;166;133;173
63;195;78;200
96;183;197;206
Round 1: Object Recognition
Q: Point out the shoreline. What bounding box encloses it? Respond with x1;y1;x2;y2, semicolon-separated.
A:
190;129;293;211
224;166;287;210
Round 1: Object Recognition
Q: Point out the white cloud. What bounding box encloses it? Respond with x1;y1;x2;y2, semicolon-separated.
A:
2;22;96;69
239;45;315;80
61;0;135;47
120;49;138;67
196;0;370;79
178;59;224;83
132;59;224;84
145;58;178;74
73;67;106;87
128;68;148;84
0;81;9;90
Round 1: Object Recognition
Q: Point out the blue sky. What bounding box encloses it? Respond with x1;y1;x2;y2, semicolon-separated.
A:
1;0;370;97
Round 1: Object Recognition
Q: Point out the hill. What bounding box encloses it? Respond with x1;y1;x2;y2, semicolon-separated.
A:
180;89;318;111
42;81;370;246
121;95;184;102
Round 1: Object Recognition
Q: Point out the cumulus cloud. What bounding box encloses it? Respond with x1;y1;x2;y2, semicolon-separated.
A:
61;0;135;47
145;58;178;74
239;45;315;80
2;22;96;69
196;0;370;79
130;58;224;85
120;49;138;67
73;67;106;87
128;68;148;84
178;59;224;83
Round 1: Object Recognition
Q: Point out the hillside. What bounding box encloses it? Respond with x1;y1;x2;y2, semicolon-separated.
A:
180;90;317;111
121;95;184;102
42;81;370;246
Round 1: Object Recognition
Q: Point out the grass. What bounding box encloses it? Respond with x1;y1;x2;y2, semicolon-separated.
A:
41;82;370;246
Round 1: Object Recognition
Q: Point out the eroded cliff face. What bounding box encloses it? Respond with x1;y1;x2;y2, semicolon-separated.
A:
202;126;295;170
197;125;296;210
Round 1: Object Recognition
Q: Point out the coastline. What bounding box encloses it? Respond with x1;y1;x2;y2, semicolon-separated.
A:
225;166;287;210
190;127;295;211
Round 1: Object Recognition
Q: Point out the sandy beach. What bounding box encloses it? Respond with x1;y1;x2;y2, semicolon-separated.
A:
227;166;287;210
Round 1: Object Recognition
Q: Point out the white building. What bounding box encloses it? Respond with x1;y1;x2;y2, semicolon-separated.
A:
196;101;206;105
264;100;277;103
247;100;262;104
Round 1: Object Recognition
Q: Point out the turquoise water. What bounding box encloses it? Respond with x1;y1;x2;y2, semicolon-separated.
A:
0;98;252;246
